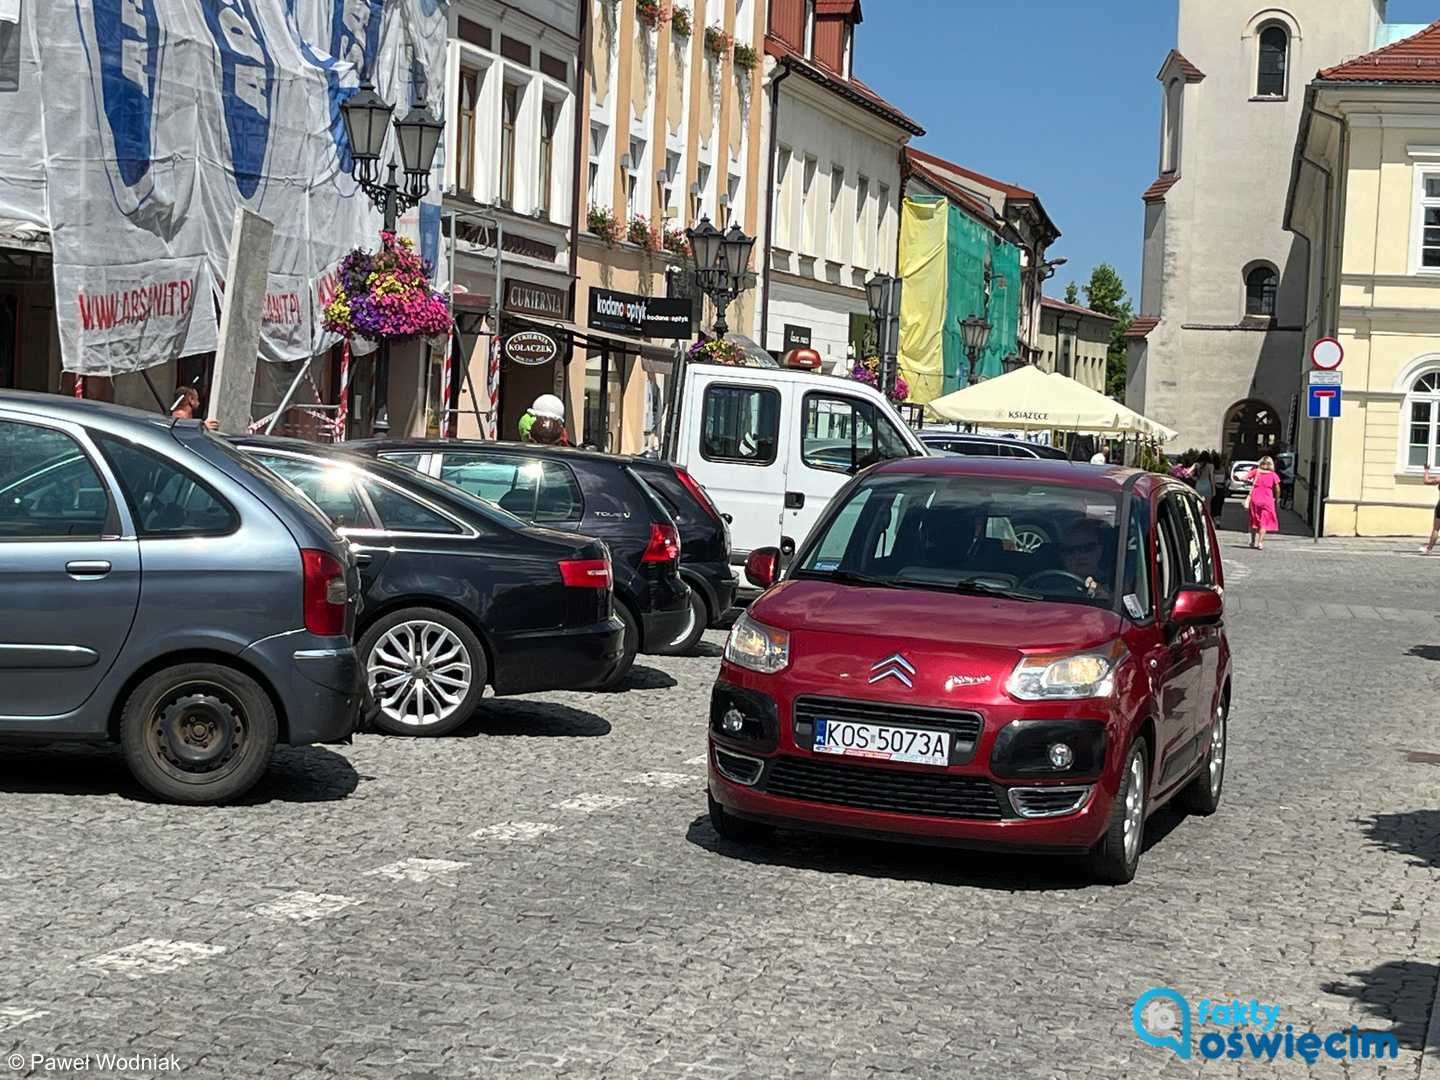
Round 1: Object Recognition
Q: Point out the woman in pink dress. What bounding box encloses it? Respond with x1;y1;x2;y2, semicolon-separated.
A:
1246;455;1281;549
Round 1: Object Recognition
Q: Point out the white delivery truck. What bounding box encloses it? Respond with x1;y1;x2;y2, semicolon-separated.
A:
670;363;928;575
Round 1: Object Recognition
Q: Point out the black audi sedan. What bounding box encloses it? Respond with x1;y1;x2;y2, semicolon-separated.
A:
351;440;700;655
232;437;626;735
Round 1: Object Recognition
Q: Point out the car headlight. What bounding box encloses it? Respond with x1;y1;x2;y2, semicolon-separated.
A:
1007;652;1117;701
724;613;791;675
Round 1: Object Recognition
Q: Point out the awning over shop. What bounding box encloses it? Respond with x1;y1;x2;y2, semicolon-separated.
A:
926;365;1178;442
501;313;676;363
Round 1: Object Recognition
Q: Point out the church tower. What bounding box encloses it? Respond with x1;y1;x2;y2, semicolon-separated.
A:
1127;0;1385;456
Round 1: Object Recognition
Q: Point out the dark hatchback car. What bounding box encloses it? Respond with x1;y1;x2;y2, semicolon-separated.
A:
233;437;625;735
710;458;1230;884
1;393;360;804
920;432;1070;460
350;440;704;655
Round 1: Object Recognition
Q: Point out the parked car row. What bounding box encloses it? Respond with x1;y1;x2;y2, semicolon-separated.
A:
0;391;738;801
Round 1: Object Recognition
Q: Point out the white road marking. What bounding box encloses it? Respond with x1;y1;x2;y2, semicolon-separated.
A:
83;939;226;978
468;821;561;842
250;891;364;924
623;771;702;790
684;754;709;766
364;858;470;885
552;793;638;814
0;1007;47;1029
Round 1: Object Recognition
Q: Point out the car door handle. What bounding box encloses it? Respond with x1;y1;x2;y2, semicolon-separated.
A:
352;552;372;567
65;560;112;578
784;492;805;509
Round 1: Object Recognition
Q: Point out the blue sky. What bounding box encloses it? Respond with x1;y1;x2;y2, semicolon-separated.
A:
857;0;1439;309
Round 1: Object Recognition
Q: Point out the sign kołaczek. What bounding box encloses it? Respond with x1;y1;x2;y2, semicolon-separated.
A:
505;330;559;366
588;288;693;339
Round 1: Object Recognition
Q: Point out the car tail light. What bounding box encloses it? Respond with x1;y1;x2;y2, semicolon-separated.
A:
642;521;682;563
559;558;612;588
674;466;724;524
301;549;348;636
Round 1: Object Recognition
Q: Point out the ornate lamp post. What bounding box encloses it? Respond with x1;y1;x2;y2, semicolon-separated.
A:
686;216;755;335
339;83;445;434
1002;351;1024;374
960;314;993;386
865;272;902;398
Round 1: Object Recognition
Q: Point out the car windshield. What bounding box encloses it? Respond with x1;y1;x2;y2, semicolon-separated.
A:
795;473;1122;608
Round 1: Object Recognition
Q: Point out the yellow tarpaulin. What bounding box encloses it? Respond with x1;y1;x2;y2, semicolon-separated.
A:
898;198;947;405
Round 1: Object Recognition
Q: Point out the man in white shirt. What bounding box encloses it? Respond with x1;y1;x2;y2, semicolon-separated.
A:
1090;449;1108;465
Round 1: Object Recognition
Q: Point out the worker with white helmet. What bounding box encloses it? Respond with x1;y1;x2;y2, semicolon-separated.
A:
520;393;568;446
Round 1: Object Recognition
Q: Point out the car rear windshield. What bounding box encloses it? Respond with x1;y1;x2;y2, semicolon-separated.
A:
796;474;1122;608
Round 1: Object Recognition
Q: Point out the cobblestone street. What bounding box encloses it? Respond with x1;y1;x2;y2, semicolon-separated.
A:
3;528;1440;1078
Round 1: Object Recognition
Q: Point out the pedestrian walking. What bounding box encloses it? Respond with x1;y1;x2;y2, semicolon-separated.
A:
1421;466;1440;554
1194;452;1217;504
1246;455;1281;549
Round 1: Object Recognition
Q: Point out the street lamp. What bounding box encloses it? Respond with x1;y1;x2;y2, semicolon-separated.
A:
961;313;992;385
1002;351;1024;374
686;215;754;336
339;82;445;435
865;272;902;397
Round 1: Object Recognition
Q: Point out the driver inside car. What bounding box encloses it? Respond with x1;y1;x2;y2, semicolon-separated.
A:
1057;518;1114;600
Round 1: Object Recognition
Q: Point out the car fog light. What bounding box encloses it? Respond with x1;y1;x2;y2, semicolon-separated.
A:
721;708;746;734
1048;742;1074;770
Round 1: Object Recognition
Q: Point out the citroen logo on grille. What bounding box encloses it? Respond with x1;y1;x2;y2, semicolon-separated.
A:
869;653;916;688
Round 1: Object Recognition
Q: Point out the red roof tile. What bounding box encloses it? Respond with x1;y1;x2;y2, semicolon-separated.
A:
1157;49;1206;82
1126;317;1160;340
905;155;1003;230
906;146;1035;201
816;0;860;18
765;37;924;135
1142;174;1180;202
1042;296;1117;323
1320;20;1440;82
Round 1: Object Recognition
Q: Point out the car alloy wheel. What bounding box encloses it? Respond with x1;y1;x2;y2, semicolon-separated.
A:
1012;525;1051;554
1208;704;1226;798
367;619;473;729
1122;749;1146;866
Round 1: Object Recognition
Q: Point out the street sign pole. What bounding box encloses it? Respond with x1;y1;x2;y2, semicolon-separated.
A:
1307;338;1344;543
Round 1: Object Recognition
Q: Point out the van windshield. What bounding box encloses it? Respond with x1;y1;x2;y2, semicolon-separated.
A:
795;474;1122;608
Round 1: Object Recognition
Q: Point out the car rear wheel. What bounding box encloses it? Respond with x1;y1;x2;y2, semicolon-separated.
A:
600;601;641;689
1180;700;1226;816
657;588;707;656
359;608;486;737
1088;740;1147;885
707;791;775;844
119;663;277;804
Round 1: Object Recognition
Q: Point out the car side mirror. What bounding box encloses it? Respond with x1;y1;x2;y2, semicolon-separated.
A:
1171;586;1223;626
745;547;781;589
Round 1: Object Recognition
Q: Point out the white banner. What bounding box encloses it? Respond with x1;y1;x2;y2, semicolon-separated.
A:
3;0;448;375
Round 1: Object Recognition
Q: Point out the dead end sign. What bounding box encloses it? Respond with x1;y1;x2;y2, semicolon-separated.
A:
505;330;558;366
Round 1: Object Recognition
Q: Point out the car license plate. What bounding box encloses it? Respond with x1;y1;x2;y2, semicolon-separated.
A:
813;718;950;767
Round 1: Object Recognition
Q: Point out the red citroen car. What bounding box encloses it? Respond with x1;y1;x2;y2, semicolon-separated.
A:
707;458;1230;884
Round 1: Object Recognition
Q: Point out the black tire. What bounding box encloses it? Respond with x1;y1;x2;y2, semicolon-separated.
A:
358;607;487;737
1180;699;1226;816
600;601;641;689
656;588;708;656
708;791;775;844
119;663;277;805
1088;739;1148;885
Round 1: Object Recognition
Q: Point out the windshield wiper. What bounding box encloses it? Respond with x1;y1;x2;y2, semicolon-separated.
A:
950;580;1044;602
805;569;906;590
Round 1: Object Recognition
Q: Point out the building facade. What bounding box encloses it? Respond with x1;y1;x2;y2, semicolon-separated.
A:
442;0;584;442
1126;0;1385;455
1037;297;1113;394
758;0;921;376
1286;20;1440;535
573;0;768;454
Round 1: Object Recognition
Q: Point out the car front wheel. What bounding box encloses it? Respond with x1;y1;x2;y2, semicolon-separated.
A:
119;663;278;804
1088;740;1147;885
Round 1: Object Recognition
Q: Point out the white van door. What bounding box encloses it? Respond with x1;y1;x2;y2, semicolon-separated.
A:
781;389;916;556
678;370;787;560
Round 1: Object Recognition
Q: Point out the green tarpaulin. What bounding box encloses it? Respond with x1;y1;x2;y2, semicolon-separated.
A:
943;205;1021;391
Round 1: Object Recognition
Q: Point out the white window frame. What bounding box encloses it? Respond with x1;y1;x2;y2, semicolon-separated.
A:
1410;159;1440;276
1162;79;1182;175
1401;367;1440;474
588;121;609;209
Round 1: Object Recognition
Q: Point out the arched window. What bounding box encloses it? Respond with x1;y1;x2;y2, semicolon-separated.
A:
1163;79;1183;174
1404;370;1440;469
1224;400;1282;463
1257;25;1289;97
1245;264;1278;316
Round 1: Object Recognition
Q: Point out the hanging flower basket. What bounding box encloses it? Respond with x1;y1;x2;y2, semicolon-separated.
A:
637;0;670;28
689;336;746;366
321;232;450;342
704;26;733;57
850;354;909;405
732;43;758;72
671;7;692;36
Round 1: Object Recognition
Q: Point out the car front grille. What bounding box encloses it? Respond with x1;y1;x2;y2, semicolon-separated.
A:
792;696;983;764
760;756;1005;820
